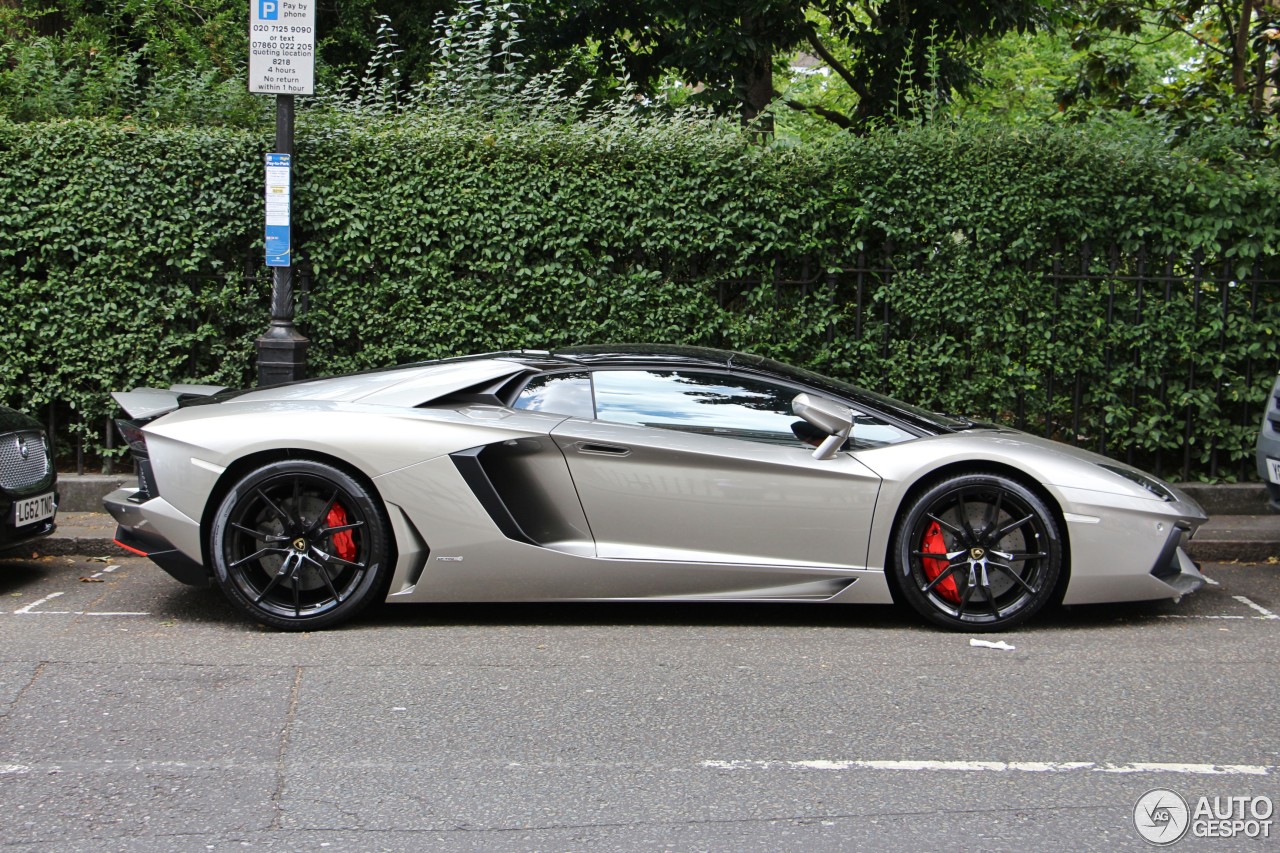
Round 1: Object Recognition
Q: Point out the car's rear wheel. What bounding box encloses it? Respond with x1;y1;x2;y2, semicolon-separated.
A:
892;473;1062;631
210;460;392;631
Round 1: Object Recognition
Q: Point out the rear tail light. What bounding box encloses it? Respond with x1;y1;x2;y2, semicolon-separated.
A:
115;419;148;453
114;419;157;501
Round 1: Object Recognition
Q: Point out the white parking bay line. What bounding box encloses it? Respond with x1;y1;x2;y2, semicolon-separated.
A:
11;590;148;617
1233;595;1280;620
14;592;69;614
702;759;1274;776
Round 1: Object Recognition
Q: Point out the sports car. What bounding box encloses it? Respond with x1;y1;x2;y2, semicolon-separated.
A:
1;404;58;554
104;345;1206;631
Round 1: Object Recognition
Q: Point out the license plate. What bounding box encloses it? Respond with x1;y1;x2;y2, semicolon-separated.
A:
1269;459;1280;486
13;492;55;526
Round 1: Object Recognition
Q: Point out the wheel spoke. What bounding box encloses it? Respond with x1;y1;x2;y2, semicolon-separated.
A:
996;514;1034;539
230;521;288;541
291;574;301;617
922;562;962;594
229;546;286;569
312;560;345;604
305;491;341;536
956;492;976;538
982;491;1004;540
980;564;1000;618
955;575;977;618
316;551;366;570
990;562;1038;594
253;557;293;603
256;488;297;529
319;520;365;536
926;513;964;538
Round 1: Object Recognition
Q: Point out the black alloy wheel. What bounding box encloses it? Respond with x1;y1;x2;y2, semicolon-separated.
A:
210;460;392;631
893;473;1062;631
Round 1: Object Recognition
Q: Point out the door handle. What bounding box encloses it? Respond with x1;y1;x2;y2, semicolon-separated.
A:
576;442;631;457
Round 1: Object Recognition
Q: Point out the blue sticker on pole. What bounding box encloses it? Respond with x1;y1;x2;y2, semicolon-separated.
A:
265;153;291;268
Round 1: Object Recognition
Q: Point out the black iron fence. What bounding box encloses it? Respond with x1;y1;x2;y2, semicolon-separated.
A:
37;243;1280;484
715;240;1279;483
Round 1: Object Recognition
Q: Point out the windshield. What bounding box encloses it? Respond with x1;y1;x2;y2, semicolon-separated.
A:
729;353;969;433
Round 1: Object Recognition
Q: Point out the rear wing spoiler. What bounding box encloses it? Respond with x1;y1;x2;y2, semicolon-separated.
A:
111;384;228;420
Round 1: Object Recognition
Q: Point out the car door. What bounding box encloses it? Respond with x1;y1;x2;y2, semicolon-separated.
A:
548;368;882;572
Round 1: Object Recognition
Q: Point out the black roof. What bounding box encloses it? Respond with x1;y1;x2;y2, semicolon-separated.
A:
541;345;960;435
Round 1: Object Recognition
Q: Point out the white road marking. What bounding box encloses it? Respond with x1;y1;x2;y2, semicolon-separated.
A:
1097;762;1270;775
702;759;1273;776
1158;614;1246;620
11;589;147;617
1203;574;1220;586
1234;595;1280;620
14;592;68;614
0;765;31;775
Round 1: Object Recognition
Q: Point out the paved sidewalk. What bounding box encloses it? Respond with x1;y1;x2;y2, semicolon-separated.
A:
20;510;1280;564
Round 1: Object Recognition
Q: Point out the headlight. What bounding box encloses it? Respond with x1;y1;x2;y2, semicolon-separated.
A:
1097;463;1175;501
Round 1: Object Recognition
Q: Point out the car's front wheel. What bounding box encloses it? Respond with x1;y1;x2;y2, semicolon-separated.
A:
892;473;1062;631
209;460;392;631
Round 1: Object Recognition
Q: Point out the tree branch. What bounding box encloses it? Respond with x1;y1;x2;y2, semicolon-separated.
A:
1232;0;1256;93
803;25;869;102
776;91;856;129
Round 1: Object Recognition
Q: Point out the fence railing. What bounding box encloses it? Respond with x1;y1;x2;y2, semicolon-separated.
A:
34;245;1280;484
714;241;1279;483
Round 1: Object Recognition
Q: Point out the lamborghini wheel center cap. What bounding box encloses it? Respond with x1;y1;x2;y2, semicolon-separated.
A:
292;537;308;552
970;547;985;561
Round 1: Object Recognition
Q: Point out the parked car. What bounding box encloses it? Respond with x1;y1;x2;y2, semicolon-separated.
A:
0;405;58;553
1257;373;1280;511
106;345;1206;632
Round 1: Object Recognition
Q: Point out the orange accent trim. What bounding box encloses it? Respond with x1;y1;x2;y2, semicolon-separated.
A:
113;538;149;557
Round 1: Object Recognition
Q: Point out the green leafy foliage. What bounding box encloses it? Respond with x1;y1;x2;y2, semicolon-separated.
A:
0;114;1276;479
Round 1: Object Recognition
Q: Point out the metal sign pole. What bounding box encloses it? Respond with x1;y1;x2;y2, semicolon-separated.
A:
256;94;308;385
249;0;315;386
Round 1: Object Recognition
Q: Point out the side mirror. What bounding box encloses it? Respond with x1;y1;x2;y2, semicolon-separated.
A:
792;393;854;460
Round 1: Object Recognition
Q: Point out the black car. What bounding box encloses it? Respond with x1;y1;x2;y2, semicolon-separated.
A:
1258;372;1280;511
0;405;57;553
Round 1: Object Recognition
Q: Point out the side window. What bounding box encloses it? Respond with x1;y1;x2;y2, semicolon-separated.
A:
512;372;594;419
591;370;808;447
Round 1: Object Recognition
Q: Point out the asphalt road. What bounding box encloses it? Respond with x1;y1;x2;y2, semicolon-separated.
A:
1;552;1278;852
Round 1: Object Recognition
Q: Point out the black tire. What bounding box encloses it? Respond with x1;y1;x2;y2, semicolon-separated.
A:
891;473;1062;632
209;460;392;631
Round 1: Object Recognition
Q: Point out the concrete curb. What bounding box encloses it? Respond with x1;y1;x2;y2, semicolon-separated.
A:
1175;483;1273;516
32;536;120;558
55;474;135;513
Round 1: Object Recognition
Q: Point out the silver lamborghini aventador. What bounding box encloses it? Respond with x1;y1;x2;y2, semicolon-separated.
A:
105;345;1206;632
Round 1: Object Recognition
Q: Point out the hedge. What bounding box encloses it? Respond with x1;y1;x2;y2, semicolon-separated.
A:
0;114;1277;479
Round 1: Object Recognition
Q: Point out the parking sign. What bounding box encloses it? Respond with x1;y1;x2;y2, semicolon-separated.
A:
248;0;314;95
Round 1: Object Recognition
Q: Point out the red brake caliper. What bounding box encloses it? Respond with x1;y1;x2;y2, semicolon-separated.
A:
326;504;356;562
921;520;959;604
